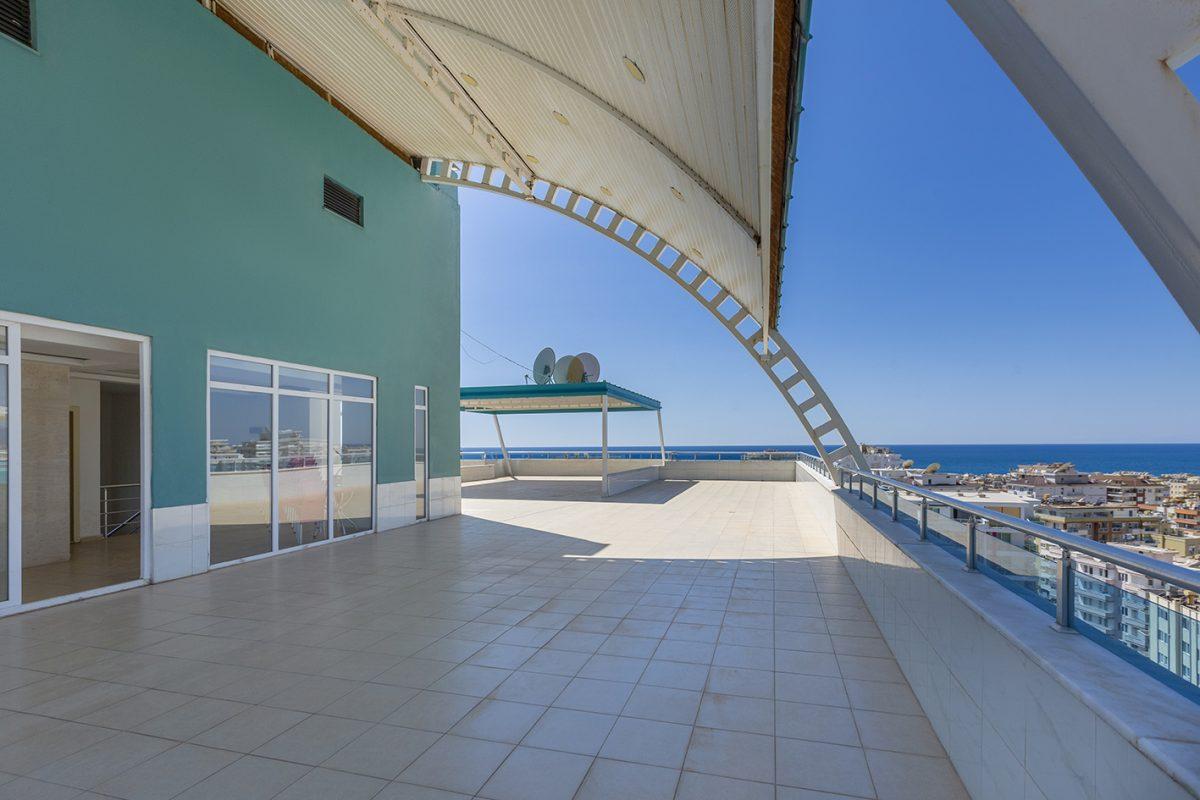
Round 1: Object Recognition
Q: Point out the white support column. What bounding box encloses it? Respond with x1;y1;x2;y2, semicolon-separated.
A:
656;409;666;466
492;415;513;478
601;396;609;497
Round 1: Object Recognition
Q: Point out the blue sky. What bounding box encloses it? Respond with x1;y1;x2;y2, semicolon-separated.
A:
460;2;1200;448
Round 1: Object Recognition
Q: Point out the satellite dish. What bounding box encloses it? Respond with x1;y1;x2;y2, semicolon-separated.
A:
577;352;601;382
552;355;574;384
533;347;556;385
553;355;585;384
566;357;585;383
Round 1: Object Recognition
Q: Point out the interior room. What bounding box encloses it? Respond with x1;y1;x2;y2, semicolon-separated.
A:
18;324;142;604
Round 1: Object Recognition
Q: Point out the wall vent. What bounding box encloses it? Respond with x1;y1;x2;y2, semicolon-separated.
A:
0;0;33;48
323;177;363;226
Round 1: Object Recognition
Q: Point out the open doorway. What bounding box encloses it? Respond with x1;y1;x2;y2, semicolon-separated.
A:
16;322;144;604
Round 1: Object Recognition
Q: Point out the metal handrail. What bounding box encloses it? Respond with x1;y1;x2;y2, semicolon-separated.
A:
101;482;141;537
796;451;831;479
460;449;812;462
836;465;1200;595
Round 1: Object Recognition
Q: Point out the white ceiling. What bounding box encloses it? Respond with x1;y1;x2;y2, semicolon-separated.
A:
218;0;771;324
20;325;140;380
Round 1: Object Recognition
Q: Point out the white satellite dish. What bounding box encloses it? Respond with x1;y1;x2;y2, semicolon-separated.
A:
553;355;585;384
577;352;601;382
533;347;556;385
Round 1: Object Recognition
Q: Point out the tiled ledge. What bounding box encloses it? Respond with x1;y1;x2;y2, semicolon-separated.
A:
832;488;1200;800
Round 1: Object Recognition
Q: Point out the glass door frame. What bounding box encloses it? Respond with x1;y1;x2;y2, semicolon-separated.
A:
415;385;428;522
207;351;377;568
0;312;153;614
0;320;21;612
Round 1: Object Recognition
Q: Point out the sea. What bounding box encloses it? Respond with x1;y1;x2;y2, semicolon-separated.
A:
460;443;1200;475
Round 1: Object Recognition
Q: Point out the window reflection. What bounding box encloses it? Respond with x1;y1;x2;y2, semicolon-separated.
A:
335;375;373;398
278;395;328;549
209;389;272;563
279;367;327;393
210;356;271;387
333;400;373;536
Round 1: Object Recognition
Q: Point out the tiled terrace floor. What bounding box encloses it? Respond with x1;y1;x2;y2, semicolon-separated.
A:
0;478;966;799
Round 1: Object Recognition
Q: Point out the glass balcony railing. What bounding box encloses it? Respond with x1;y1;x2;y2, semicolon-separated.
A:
834;464;1200;702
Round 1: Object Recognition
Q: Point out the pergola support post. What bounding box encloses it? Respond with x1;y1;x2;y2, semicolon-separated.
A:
601;395;610;496
656;409;666;466
492;414;513;478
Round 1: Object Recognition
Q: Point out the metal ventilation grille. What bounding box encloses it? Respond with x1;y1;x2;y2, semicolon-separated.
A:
323;177;363;226
0;0;32;48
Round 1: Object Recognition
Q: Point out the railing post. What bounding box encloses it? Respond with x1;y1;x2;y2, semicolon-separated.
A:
965;517;977;571
871;479;878;509
919;498;928;540
891;488;899;521
1056;550;1074;629
857;475;864;500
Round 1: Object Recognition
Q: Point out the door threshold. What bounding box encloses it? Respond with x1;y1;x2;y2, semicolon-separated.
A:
2;578;148;617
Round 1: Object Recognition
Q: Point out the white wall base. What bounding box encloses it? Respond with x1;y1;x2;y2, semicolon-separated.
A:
377;477;462;526
428;475;461;520
150;503;209;582
377;480;416;531
150;478;464;583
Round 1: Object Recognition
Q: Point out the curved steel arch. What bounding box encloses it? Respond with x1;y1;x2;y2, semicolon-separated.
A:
421;157;868;476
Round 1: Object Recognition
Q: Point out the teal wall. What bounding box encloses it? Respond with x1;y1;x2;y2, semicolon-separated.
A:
0;0;461;508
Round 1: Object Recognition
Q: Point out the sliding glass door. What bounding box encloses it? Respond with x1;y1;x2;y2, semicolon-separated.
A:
333;398;373;536
208;387;273;563
277;394;328;550
0;323;14;608
208;354;375;566
415;386;428;521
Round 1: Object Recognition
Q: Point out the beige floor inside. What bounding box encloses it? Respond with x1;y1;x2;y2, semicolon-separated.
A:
0;478;965;799
21;533;141;604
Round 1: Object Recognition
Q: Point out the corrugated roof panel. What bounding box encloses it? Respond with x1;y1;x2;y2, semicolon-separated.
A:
211;0;772;322
222;0;489;161
413;20;762;315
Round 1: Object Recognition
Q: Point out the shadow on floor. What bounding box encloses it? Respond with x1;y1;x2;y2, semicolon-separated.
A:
462;477;698;505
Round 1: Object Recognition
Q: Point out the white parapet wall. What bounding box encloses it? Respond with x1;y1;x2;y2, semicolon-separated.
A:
508;459;654;477
461;462;497;483
830;485;1200;800
661;459;799;481
462;458;804;483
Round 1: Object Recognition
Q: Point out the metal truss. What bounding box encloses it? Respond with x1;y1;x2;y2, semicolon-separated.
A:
420;157;869;475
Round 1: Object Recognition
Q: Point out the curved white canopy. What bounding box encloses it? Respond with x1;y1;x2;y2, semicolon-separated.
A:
213;0;807;328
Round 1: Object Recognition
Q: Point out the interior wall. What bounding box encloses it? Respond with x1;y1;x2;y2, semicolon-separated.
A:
101;386;140;487
69;378;101;541
22;361;70;567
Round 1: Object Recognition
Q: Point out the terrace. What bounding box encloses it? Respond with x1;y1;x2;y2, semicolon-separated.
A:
0;476;965;799
1;1;1197;798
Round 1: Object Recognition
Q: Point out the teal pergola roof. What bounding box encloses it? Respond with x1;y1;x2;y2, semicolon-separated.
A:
460;382;661;414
